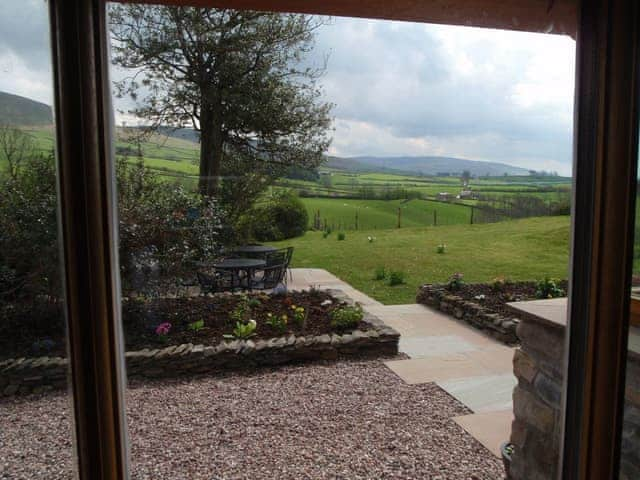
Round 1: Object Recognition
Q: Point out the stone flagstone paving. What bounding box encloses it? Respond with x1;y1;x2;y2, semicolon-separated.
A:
290;268;515;461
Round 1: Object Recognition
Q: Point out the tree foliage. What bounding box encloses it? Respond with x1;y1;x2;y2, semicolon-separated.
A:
0;125;35;180
109;6;333;197
0;153;229;303
0;153;59;302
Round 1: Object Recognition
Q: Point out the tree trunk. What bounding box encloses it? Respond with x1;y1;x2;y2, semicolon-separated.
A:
198;102;224;197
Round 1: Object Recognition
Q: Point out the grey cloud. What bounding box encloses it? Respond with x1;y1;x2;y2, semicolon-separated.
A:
0;0;50;71
310;18;574;170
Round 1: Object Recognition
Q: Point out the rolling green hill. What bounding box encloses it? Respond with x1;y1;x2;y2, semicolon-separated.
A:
0;91;52;126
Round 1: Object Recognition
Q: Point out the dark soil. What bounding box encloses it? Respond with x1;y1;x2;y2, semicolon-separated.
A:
449;280;569;318
0;291;370;361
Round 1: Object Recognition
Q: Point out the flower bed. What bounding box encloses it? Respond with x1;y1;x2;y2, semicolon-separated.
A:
0;289;399;396
416;280;568;345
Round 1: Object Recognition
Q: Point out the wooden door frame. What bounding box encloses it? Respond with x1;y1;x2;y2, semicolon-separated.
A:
47;1;639;479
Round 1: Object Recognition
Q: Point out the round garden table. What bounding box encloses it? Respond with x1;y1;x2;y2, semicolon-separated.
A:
212;257;266;290
231;245;278;257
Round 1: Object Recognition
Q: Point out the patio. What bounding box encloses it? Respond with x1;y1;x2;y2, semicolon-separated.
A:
0;269;513;479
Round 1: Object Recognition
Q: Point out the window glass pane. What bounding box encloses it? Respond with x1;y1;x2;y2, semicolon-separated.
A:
621;148;640;480
0;1;76;478
107;3;575;478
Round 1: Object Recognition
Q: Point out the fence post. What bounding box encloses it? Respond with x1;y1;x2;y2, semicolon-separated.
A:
355;209;359;230
470;206;474;225
397;207;402;228
434;210;437;226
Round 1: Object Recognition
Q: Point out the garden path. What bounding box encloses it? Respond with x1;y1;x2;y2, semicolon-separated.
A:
290;268;516;458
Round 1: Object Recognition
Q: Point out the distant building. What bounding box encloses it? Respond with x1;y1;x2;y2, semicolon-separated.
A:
436;192;452;201
458;190;480;200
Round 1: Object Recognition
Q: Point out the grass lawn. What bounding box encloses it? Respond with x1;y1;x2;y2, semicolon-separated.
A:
271;216;570;304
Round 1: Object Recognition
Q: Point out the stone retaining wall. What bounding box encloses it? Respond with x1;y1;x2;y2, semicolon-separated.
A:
0;290;399;397
509;312;640;480
416;284;519;345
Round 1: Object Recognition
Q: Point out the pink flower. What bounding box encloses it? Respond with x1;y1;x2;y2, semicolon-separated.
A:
155;322;172;336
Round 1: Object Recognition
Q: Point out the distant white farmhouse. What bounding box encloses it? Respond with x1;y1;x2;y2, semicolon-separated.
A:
457;190;480;200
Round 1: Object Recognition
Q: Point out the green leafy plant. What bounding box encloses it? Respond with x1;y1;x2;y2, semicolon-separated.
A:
290;305;307;327
265;312;288;332
187;319;205;332
230;295;251;323
535;277;565;299
330;305;363;330
387;270;406;286
247;297;262;308
224;319;257;340
374;266;387;281
337;232;346;241
447;272;465;291
436;244;446;254
322;230;331;239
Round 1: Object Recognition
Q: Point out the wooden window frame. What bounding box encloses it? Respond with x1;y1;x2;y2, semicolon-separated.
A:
47;0;638;479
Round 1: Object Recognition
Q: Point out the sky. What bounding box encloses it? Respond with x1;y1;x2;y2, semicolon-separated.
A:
0;1;576;175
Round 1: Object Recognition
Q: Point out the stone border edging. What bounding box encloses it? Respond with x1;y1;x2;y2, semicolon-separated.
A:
416;284;519;345
1;289;399;397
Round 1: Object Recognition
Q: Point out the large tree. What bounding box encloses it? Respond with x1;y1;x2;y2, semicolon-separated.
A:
109;6;333;197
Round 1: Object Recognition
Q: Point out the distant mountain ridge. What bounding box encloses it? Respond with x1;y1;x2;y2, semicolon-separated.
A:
0;92;531;177
0;91;52;126
328;155;530;177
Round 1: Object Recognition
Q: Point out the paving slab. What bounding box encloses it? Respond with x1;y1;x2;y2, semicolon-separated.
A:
453;410;514;457
385;356;490;384
288;268;382;306
437;374;517;413
367;304;499;347
399;335;477;358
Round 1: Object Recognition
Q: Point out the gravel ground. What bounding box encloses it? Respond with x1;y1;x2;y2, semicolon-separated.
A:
1;357;504;479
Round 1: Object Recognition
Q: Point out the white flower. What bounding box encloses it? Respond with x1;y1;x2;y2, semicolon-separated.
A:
249;319;257;327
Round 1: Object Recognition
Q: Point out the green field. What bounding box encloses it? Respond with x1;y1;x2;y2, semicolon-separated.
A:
300;197;473;230
5;126;572;207
271;216;571;304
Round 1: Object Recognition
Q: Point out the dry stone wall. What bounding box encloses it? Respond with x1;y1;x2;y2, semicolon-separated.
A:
1;290;399;397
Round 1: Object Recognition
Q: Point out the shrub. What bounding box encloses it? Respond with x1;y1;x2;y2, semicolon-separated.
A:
330;305;363;330
0;154;60;302
116;158;227;296
337;232;346;241
447;273;464;291
436;244;446;254
491;276;510;292
374;266;387;280
322;231;331;239
535;277;565;299
237;191;308;242
387;270;406;286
